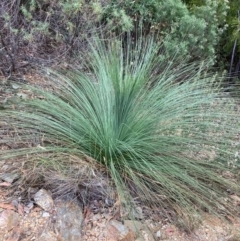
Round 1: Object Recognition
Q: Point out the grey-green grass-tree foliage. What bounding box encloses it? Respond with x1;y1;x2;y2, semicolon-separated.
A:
1;35;240;219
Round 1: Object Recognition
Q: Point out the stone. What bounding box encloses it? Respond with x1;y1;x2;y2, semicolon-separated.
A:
0;173;19;183
105;220;135;241
16;93;28;100
104;222;119;241
42;212;50;218
5;227;21;241
124;220;155;241
1;165;9;171
0;210;19;231
92;213;101;221
131;207;144;220
141;227;156;241
109;220;129;235
0;231;4;241
156;230;161;238
124;220;143;234
54;201;83;241
24;202;34;214
121;229;135;241
105;198;114;206
11;200;18;209
11;83;21;90
38;231;57;241
34;189;54;211
230;195;240;203
135;237;145;241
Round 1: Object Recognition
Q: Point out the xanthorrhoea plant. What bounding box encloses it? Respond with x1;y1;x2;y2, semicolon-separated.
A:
0;36;239;218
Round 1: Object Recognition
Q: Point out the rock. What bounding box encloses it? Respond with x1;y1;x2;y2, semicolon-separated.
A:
0;231;5;241
0;210;19;231
92;213;101;221
0;173;19;183
230;195;240;203
28;187;39;196
54;201;83;241
24;202;34;214
0;160;5;165
105;220;135;241
156;230;161;238
6;227;21;241
124;220;156;241
141;227;156;241
11;200;18;209
38;231;58;241
11;83;21;90
34;189;54;211
16;93;28;100
121;229;135;241
124;220;144;233
104;222;119;241
109;220;129;235
132;207;144;219
1;165;9;171
105;198;114;206
135;237;145;241
42;212;50;218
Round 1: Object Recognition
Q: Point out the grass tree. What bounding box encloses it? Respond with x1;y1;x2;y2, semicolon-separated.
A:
0;36;239;221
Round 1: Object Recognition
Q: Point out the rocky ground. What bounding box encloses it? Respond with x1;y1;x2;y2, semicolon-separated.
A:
1;182;240;241
1;74;240;241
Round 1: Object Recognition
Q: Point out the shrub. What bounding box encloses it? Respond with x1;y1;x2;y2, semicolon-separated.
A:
220;0;240;76
184;0;240;76
224;1;240;52
0;0;230;78
0;0;104;77
1;35;239;218
102;0;229;62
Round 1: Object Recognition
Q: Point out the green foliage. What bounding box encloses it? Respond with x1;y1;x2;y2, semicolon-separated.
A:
0;0;105;75
0;0;231;76
183;0;240;72
18;0;97;45
1;36;239;218
222;1;240;54
102;0;229;62
191;0;229;55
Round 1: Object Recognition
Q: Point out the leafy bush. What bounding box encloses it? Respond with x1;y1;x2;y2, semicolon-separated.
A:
225;1;240;52
103;0;229;62
0;0;104;77
220;0;240;76
0;0;230;78
183;0;240;75
1;35;239;218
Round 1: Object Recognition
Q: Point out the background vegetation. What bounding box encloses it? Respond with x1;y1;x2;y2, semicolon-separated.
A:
183;0;240;77
0;0;239;79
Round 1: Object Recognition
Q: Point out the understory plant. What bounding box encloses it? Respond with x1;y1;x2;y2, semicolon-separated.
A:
102;0;229;62
0;35;240;219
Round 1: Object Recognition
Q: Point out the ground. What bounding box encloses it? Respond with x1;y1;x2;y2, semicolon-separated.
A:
1;183;240;241
1;73;240;241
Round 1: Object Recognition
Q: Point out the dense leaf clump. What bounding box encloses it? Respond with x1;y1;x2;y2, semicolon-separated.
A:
0;37;239;218
0;0;231;77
